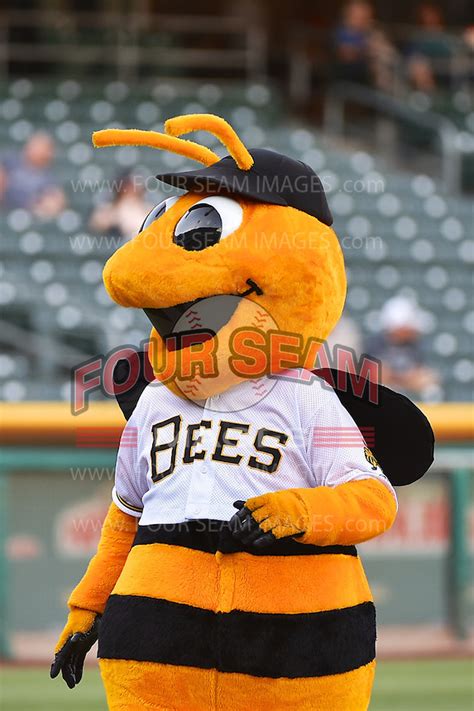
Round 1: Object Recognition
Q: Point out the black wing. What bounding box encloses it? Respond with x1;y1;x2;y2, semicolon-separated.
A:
113;350;153;421
315;368;434;486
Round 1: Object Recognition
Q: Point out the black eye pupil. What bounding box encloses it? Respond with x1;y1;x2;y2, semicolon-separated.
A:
140;201;167;232
173;204;222;251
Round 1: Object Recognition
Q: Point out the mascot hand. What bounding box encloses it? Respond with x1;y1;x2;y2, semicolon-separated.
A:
50;608;100;688
230;480;397;548
229;490;308;548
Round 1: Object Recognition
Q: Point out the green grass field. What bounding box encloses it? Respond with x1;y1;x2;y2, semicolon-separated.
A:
1;660;473;710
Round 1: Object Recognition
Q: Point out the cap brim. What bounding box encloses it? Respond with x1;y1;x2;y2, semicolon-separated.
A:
156;163;288;207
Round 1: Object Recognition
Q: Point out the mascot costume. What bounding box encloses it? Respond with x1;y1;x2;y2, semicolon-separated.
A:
51;114;434;710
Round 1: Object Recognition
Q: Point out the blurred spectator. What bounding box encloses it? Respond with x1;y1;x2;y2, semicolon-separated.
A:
367;295;441;401
89;173;151;242
407;3;455;92
463;25;474;51
333;1;397;90
0;132;66;219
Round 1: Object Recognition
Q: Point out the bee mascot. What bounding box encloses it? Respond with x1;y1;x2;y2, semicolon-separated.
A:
51;114;434;710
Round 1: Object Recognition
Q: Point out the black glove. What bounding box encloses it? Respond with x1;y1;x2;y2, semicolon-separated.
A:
228;500;277;549
50;615;101;688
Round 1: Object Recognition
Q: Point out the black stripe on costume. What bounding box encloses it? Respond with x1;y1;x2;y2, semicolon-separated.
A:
133;520;357;557
98;595;376;678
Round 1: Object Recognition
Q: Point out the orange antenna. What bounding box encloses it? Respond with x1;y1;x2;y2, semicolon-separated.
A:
165;114;254;170
92;128;220;166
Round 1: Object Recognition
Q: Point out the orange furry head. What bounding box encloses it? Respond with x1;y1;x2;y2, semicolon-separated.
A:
94;113;346;398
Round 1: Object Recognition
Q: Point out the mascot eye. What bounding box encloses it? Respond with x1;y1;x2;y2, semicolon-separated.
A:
173;196;243;251
140;196;179;232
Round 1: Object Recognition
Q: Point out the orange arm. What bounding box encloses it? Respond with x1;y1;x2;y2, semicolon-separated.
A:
55;502;137;652
245;478;397;547
296;477;397;546
68;502;137;613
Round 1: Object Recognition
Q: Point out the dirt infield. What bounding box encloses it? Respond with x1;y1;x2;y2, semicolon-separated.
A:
378;624;474;659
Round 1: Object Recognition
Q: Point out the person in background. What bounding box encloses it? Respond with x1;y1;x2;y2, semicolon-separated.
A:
407;3;456;92
333;0;396;90
367;295;441;401
89;172;151;243
0;131;66;219
463;25;474;51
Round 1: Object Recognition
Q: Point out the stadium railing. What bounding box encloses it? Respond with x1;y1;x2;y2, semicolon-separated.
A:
324;82;463;193
0;10;267;82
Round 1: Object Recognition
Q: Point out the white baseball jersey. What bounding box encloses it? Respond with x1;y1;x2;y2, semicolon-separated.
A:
112;369;396;525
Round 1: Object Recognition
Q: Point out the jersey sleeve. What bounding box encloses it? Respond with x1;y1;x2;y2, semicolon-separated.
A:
112;412;146;518
302;377;397;502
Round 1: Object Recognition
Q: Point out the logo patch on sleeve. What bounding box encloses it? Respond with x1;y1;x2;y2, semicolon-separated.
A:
364;446;379;470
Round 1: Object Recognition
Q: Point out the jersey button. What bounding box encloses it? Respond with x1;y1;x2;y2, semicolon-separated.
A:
188;505;201;517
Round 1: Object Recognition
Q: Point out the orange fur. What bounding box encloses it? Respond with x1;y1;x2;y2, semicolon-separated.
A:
54;608;97;654
93;129;219;166
165;114;254;170
246;478;397;546
99;658;375;711
54;504;137;653
67;503;137;615
113;543;372;614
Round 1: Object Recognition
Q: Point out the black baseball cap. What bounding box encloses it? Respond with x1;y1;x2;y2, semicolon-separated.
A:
156;148;333;226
